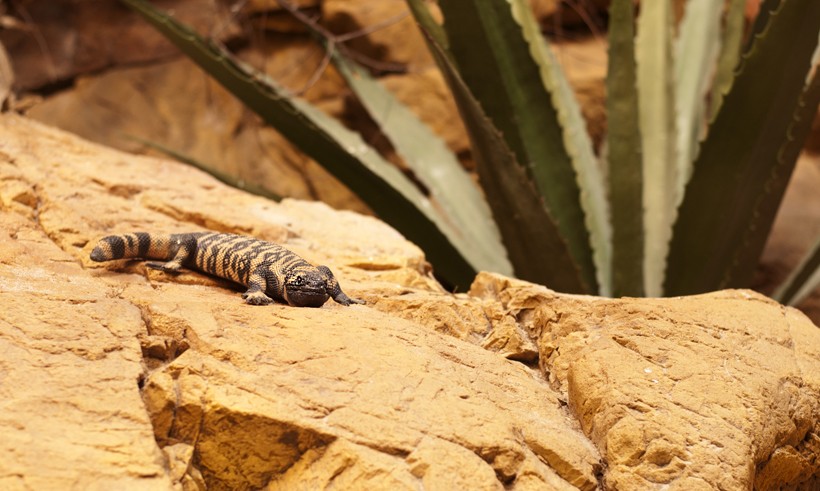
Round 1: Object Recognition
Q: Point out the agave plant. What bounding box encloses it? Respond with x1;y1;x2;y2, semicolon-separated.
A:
119;0;820;304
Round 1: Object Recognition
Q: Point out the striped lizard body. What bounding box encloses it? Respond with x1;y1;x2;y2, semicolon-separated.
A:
90;232;363;307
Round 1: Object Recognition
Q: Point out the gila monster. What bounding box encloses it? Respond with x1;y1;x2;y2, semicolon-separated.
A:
89;232;364;307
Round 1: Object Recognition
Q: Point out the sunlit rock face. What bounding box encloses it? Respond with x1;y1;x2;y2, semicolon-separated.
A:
1;114;818;490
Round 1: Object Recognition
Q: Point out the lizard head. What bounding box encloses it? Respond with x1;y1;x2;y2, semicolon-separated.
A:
283;269;330;307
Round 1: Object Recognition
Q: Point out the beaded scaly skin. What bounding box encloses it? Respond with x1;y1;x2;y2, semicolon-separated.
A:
90;232;363;307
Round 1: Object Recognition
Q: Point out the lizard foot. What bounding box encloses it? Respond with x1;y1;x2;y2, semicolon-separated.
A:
334;293;365;306
242;290;273;305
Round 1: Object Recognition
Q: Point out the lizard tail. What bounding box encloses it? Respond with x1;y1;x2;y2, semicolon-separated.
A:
90;232;176;262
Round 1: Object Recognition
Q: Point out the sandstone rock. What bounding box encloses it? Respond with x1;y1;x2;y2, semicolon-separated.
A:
240;0;321;33
13;1;370;214
25;52;367;214
12;0;610;223
0;0;241;91
322;0;434;70
0;212;171;489
2;113;819;490
471;272;820;489
245;0;320;10
0;114;600;489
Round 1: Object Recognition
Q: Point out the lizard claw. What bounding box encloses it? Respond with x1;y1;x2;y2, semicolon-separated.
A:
242;290;273;305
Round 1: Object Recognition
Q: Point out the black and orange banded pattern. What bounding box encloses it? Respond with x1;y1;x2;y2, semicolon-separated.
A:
90;232;363;307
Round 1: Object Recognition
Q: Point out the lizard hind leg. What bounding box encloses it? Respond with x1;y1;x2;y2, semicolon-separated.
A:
146;261;184;274
144;234;198;274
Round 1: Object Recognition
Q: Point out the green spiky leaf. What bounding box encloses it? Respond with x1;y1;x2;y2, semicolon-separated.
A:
674;0;723;194
709;0;747;120
607;0;644;297
508;0;611;296
434;0;597;293
635;0;676;297
666;0;820;295
408;2;588;293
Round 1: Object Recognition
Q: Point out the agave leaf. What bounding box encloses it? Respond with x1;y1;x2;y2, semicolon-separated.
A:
733;64;820;297
408;6;588;293
607;0;644;297
635;0;676;297
665;0;820;295
433;0;597;294
508;0;612;296
743;0;779;54
122;134;282;202
270;2;511;273
119;0;480;287
674;0;723;193
773;235;820;306
331;54;513;276
709;0;747;120
404;0;448;52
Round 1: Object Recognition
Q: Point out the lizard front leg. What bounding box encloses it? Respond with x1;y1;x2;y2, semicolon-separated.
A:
317;265;364;306
241;267;276;305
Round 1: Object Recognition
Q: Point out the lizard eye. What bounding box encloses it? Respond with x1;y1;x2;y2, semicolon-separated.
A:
292;275;303;286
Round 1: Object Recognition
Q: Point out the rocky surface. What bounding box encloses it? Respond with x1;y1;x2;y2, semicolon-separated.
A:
0;0;242;91
23;42;365;214
470;274;820;489
2;114;820;489
0;114;599;490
